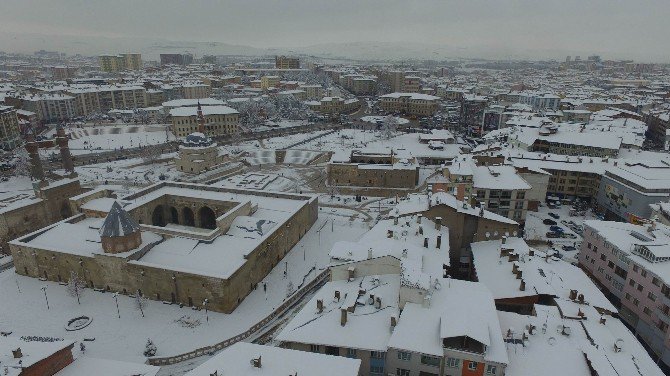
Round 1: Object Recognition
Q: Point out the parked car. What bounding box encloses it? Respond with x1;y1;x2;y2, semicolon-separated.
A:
549;225;565;233
543;219;557;226
562;245;577;252
546;232;561;238
548;212;560;219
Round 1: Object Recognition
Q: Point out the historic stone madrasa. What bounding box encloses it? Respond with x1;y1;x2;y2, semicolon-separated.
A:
10;181;318;313
0;125;83;254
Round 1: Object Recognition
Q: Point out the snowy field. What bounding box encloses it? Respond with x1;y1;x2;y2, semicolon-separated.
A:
0;207;370;364
212;173;295;192
259;129;330;150
73;155;182;186
40;124;176;156
360;115;409;125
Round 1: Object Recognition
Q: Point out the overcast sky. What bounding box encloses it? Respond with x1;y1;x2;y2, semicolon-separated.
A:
1;0;668;61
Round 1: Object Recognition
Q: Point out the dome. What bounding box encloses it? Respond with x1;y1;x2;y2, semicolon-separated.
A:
182;132;213;147
99;201;140;238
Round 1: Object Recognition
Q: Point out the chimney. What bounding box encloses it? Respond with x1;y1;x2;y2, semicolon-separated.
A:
375;297;382;309
387;230;393;238
512;263;519;274
394;216;398;225
422;294;431;308
436;235;442;249
369;293;375;305
367;248;373;259
417;214;422;224
502;235;507;244
516;269;523;279
424;237;429;248
334;290;341;301
435;217;442;230
348;267;355;281
340;308;347;326
578;308;585;318
391;315;397;329
578;294;585;303
317;299;323;313
12;348;22;359
569;289;578;300
252;355;262;368
599;316;607;325
528;249;534;257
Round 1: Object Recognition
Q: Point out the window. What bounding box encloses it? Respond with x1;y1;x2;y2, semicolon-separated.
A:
310;345;320;353
371;351;386;359
396;369;410;376
421;355;440;367
587;242;592;249
447;358;460;368
346;348;357;358
600;254;606;261
652;277;661;287
637;284;644;292
625;293;631;301
370;365;384;374
486;365;497;375
633;298;639;306
643;307;652;316
641;270;648;278
633;264;639;272
398;351;411;361
629;279;635;287
468;361;478;371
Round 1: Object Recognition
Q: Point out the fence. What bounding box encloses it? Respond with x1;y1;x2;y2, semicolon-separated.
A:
147;269;330;366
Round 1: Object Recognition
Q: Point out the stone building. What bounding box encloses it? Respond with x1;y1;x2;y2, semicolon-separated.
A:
327;148;419;189
305;97;360;118
170;104;239;138
10;181;318;313
0;128;82;254
379;92;439;117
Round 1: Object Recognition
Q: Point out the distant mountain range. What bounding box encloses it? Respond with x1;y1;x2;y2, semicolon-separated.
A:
1;32;665;63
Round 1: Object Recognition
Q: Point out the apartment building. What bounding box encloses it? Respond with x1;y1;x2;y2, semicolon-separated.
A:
508;125;621;158
98;53;142;72
341;74;377;95
0;106;21;150
646;111;670;145
306;96;360;117
379;92;439;117
580;220;670;371
160;53;193;66
179;83;211;99
260;75;280;91
170;105;239;138
460;94;489;135
597;160;670;221
275;55;300;69
327;148;420;189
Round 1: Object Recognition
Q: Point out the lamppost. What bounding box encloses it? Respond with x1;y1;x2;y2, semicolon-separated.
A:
203;299;209;323
112;292;120;318
41;286;49;310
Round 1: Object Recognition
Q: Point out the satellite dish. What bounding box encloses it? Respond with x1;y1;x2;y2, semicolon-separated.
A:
486;232;491;238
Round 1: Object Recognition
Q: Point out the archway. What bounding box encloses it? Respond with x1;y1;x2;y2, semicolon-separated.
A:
169;206;179;224
152;205;166;227
182;207;195;227
199;206;216;230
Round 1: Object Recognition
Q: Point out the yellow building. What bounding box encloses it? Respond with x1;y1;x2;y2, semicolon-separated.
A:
98;53;142;72
260;76;281;91
170;105;240;138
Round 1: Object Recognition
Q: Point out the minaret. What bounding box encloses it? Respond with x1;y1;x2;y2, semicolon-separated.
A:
24;130;45;182
55;125;75;175
196;101;206;134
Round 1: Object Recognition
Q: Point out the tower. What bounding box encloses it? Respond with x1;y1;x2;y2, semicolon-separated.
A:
99;201;142;254
196;101;206;135
55;125;75;175
24;130;45;183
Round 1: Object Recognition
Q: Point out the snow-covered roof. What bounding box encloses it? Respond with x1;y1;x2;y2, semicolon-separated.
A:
169;105;238;117
0;337;73;376
56;357;159;376
99;201;140;238
380;92;440;101
395;192;518;225
276;274;400;351
184;342;360;376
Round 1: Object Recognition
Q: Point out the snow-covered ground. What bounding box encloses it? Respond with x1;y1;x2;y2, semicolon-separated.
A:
260;129;330;150
212;173;295;192
39;124;176;157
0;207;370;364
73;155;182;186
360;115;409;125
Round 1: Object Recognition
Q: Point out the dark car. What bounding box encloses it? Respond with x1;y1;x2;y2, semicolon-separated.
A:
546;232;561;238
549;225;565;233
548;212;560;219
562;245;577;252
543;219;557;226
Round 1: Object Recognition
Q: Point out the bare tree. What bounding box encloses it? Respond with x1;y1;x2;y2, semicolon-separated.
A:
380;115;399;140
134;290;148;318
11;148;31;177
67;271;86;305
